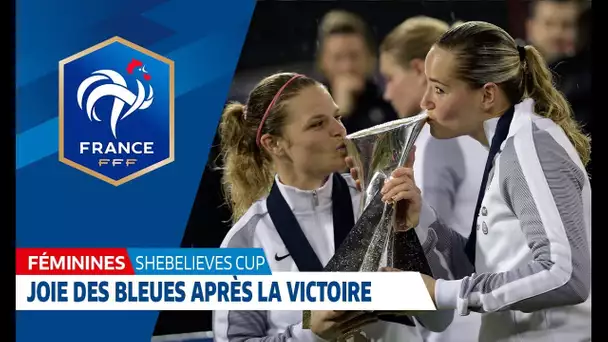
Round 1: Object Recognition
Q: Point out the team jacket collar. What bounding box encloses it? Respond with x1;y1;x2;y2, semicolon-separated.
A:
483;98;535;150
274;174;334;212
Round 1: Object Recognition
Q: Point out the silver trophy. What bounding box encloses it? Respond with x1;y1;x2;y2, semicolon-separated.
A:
302;113;431;334
325;112;430;273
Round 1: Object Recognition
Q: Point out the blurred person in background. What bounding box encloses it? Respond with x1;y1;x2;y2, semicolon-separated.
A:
550;3;591;180
379;16;486;342
525;0;584;65
316;9;398;134
551;3;591;135
213;72;453;342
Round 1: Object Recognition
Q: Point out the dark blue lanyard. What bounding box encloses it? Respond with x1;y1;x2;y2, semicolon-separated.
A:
464;106;515;265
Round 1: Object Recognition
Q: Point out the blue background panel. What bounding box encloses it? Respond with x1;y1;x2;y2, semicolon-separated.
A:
15;0;255;341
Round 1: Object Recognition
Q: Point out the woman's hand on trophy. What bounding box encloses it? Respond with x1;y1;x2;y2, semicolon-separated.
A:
344;156;362;191
310;310;376;341
380;147;422;230
380;267;437;305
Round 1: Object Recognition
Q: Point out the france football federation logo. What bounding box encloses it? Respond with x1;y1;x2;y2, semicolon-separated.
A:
59;36;175;186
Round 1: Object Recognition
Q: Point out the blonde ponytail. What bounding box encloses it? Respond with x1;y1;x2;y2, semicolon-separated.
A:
219;102;274;222
523;45;591;166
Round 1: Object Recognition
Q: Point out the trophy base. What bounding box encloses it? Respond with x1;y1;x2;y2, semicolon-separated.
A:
302;310;414;334
303;310;311;329
338;330;369;342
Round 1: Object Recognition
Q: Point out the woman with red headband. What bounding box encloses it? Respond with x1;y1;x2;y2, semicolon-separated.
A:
212;72;453;342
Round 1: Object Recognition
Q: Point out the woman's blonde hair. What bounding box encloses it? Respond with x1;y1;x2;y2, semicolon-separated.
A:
380;16;449;68
436;21;590;166
219;73;319;222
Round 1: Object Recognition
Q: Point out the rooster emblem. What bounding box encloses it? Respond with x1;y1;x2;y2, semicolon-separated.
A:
77;58;154;139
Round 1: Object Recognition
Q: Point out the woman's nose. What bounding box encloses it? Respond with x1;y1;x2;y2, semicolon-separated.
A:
420;89;434;111
332;119;347;137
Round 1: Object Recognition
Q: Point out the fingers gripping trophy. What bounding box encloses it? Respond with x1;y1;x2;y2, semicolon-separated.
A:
303;113;433;340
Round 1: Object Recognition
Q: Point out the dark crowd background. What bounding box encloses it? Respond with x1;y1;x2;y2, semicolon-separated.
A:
153;0;591;339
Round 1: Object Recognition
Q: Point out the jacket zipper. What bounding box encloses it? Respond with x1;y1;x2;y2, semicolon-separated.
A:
312;190;319;207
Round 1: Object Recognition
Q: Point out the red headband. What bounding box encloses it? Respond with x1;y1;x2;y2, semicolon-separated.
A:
256;74;303;147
